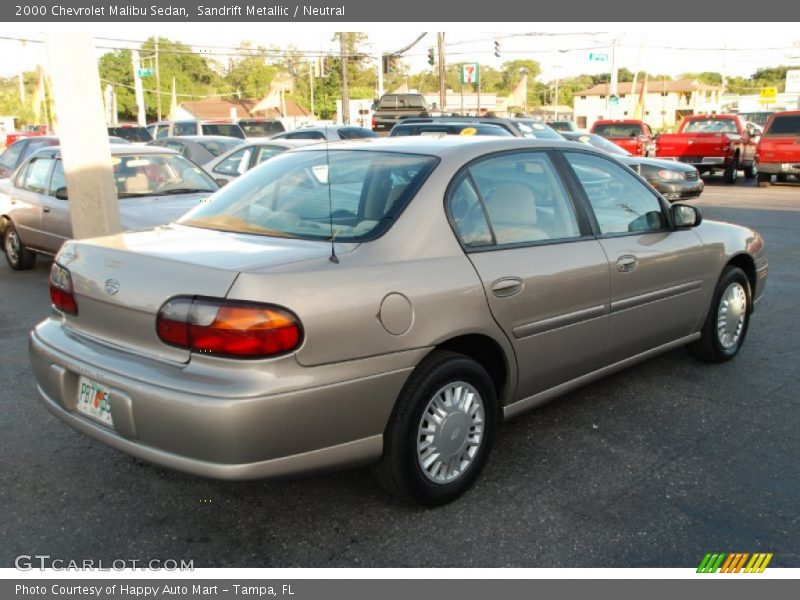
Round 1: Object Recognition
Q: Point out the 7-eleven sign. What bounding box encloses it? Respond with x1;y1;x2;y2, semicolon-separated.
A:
461;63;479;85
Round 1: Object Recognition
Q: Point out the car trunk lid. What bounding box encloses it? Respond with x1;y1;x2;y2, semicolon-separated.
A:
55;224;353;363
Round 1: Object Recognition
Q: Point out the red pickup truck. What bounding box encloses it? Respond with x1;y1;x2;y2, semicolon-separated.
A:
656;114;758;183
590;119;654;157
755;110;800;187
5;125;49;148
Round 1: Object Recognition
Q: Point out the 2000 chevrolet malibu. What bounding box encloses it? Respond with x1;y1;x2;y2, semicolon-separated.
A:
30;137;768;505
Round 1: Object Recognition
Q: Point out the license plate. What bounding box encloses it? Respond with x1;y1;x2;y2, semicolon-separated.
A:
76;376;114;428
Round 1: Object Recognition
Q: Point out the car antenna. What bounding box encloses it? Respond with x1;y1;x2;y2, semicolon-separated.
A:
325;123;339;264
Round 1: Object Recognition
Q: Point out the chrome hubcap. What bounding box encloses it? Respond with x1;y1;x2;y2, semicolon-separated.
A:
5;231;20;264
417;381;485;484
717;282;747;350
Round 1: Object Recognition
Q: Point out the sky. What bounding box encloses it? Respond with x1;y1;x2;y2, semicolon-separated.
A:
3;23;799;83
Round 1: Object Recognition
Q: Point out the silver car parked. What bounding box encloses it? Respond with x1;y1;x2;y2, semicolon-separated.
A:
2;145;218;270
29;137;767;505
203;138;318;186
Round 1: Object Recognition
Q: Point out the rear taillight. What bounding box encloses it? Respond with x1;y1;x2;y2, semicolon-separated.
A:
49;263;78;315
371;115;376;130
156;296;302;358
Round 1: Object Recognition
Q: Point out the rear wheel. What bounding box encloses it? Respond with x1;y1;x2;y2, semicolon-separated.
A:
777;174;789;183
3;222;36;271
688;266;751;363
723;156;739;184
743;162;757;179
372;350;498;506
757;172;771;187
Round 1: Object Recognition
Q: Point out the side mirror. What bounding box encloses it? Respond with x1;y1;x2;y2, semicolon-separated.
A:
214;178;228;187
672;203;702;228
54;187;68;200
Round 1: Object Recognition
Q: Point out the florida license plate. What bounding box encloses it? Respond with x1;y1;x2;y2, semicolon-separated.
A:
76;376;114;428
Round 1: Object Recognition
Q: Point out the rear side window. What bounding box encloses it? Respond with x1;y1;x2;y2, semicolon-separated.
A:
50;161;67;196
202;124;244;138
254;145;286;165
197;138;243;157
155;125;170;140
173;122;198;136
337;127;379;140
20;157;55;193
107;127;153;142
239;120;285;137
564;152;666;235
448;174;493;247
764;115;800;136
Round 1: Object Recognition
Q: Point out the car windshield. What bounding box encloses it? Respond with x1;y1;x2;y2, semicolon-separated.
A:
107;127;153;143
202;123;245;138
683;119;738;133
197;138;243;157
569;133;631;156
239;120;285;137
179;149;438;242
111;153;218;196
764;115;800;137
593;123;643;137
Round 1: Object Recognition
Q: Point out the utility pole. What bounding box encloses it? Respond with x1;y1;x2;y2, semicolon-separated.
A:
45;32;121;240
376;52;384;99
437;32;446;112
131;50;146;126
610;38;619;118
339;33;350;125
155;37;162;121
309;61;315;117
18;40;26;102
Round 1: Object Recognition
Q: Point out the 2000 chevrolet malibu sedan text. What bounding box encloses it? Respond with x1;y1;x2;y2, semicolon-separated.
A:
30;137;768;506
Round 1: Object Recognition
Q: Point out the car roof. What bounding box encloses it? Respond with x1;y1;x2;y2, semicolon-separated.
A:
40;144;181;159
290;136;599;160
154;135;241;142
237;137;318;146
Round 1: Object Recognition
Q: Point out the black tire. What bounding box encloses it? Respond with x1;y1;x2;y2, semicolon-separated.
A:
3;222;36;271
757;173;771;187
723;156;739;184
777;174;788;183
372;350;498;506
688;266;751;363
743;162;757;179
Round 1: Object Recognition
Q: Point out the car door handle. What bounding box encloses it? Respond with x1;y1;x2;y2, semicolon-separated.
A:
491;277;524;298
616;255;638;273
42;207;51;213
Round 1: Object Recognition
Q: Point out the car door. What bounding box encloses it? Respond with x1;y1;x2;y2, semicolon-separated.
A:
8;155;56;251
38;159;73;254
447;150;611;401
561;150;713;364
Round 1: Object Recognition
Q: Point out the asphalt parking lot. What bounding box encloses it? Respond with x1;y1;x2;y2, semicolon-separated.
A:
1;176;798;568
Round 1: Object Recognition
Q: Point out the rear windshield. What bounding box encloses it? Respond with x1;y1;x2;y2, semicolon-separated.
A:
201;123;245;139
197;138;243;157
107;127;153;143
567;133;631;156
764;115;800;137
593;123;643;137
239;120;285;137
682;119;738;134
515;121;563;140
179;150;438;242
108;153;218;196
379;95;426;110
337;127;379;139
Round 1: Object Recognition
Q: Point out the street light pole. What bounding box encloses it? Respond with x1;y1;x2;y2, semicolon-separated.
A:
437;32;446;112
155;37;162;121
339;33;350;124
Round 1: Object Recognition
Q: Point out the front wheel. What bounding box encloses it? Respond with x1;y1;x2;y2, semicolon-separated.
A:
372;350;498;506
723;156;739;184
3;222;36;271
688;266;751;363
757;172;771;187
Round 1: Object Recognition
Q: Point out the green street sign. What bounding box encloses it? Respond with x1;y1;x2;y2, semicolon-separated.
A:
589;53;608;62
461;63;479;85
609;95;620;106
137;68;154;78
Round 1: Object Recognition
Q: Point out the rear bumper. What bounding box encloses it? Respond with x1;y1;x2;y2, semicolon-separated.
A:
757;162;800;175
650;178;704;201
29;319;423;480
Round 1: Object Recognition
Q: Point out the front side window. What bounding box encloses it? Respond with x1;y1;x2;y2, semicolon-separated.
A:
467;152;582;245
179;150;437;242
155;125;170;140
214;148;253;175
564;152;666;235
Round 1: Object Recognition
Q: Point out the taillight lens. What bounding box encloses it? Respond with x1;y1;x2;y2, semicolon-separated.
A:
371;115;377;130
49;262;78;315
156;296;302;358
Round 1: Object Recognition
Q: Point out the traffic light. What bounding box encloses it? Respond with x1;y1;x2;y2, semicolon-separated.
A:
427;47;435;66
494;40;501;58
382;54;398;74
382;54;390;74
